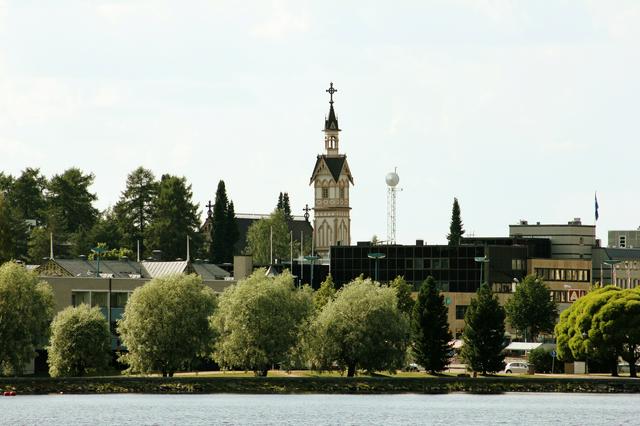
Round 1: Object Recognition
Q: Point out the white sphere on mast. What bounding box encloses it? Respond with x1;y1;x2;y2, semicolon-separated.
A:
385;171;400;187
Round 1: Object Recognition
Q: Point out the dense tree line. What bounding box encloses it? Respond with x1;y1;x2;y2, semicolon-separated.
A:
0;167;238;263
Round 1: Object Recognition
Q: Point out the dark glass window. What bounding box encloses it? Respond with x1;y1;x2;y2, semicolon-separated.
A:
455;305;468;320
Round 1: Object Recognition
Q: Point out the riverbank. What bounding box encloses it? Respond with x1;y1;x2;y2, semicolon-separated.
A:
2;375;640;394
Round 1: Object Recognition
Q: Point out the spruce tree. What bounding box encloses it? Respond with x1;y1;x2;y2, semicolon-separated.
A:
282;193;292;220
447;197;464;246
276;192;284;211
211;181;230;264
225;200;239;260
411;276;452;374
460;283;507;375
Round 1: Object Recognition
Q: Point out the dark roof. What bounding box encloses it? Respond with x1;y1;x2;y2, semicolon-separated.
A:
324;104;340;131
52;258;144;278
234;214;314;256
310;155;353;185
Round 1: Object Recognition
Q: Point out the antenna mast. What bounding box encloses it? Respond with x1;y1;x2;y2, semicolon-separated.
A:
386;168;400;244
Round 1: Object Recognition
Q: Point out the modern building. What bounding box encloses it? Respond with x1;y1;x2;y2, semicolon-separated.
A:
608;228;640;249
592;247;640;288
310;83;354;259
509;218;596;259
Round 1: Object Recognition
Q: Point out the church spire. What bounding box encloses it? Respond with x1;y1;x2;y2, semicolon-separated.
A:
323;82;340;155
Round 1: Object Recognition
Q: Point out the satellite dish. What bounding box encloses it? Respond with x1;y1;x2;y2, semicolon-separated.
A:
385;171;400;187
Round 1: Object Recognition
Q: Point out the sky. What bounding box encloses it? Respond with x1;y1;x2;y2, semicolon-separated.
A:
2;1;639;246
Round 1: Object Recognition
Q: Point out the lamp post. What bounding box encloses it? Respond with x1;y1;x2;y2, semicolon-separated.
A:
91;246;107;278
367;252;386;282
304;254;320;287
474;256;489;287
603;259;622;286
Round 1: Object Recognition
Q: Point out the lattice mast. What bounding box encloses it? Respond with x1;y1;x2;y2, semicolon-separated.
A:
386;169;400;244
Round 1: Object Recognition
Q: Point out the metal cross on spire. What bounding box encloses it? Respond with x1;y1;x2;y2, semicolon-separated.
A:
326;82;337;105
303;204;311;222
205;200;214;217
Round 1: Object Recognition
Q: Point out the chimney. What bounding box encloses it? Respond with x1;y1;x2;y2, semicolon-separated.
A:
415;239;424;246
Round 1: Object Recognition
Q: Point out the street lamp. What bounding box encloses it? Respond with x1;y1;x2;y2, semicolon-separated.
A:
603;259;622;286
474;256;489;287
367;252;386;282
91;246;107;278
304;254;320;287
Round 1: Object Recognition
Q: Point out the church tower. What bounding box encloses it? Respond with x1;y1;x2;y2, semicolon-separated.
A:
309;83;354;259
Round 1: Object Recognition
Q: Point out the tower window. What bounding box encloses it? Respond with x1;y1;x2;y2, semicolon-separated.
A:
322;188;329;199
339;188;345;199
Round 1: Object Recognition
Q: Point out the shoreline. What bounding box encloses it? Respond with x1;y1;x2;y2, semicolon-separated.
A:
2;376;640;395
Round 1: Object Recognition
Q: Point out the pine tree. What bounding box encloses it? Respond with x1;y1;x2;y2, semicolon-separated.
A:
460;283;507;375
447;197;464;246
277;192;284;211
282;193;292;220
411;276;452;374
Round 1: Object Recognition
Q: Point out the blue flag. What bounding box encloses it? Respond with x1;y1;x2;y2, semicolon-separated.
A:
595;193;599;221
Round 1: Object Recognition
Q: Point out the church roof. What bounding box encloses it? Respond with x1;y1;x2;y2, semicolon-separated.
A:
310;155;354;185
324;104;340;131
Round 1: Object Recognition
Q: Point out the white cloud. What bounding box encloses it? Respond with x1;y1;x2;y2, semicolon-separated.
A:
587;1;640;42
251;0;309;39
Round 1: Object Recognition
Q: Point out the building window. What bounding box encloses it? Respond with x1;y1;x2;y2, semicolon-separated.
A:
91;292;108;308
511;259;525;270
110;292;129;308
455;305;468;320
339;188;345;199
620;236;627;248
71;291;90;307
322;188;329;199
413;258;424;270
437;281;449;292
405;258;414;269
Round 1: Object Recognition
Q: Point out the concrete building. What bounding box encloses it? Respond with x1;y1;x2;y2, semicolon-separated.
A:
592;247;640;288
608;228;640;249
509;218;596;259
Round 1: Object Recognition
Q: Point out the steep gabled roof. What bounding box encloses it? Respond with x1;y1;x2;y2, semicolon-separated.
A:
310;155;354;185
324;104;340;131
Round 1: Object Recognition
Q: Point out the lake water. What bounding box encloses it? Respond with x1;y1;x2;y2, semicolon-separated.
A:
1;393;639;425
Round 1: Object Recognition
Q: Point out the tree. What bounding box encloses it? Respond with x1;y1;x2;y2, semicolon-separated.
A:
114;167;157;254
210;180;238;264
146;174;202;260
460;283;507;375
46;168;98;234
505;275;558;342
447;197;464;245
0;193;28;263
307;277;410;377
89;208;124;252
314;273;336;311
47;304;111;377
411;276;452;374
245;209;290;265
211;270;313;376
390;276;414;315
282;193;292;220
117;274;217;377
8;168;47;224
0;262;54;375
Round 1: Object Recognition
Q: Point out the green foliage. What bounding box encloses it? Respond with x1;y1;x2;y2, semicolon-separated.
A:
411;277;452;374
277;192;292;220
447;197;464;246
245;210;291;265
46;168;98;234
505;274;558;342
0;193;28;263
47;304;111;377
390;276;414;315
7;168;47;224
211;270;313;376
460;283;507;374
146;174;202;261
114;167;158;255
314;273;336;311
307;277;410;377
88;246;134;261
117;274;217;377
211;180;239;264
527;347;560;374
0;262;54;375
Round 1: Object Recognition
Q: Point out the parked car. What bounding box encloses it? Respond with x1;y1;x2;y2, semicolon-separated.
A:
504;362;529;374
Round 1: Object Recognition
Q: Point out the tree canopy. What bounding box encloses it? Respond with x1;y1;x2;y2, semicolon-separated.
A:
411;276;452;374
245;209;291;265
117;274;217;377
0;262;54;375
390;275;414;315
314;273;336;311
47;304;111;377
460;283;507;375
307;277;410;377
146;174;202;260
210;180;239;264
505;274;558;342
447;197;464;246
211;270;313;376
46;168;98;234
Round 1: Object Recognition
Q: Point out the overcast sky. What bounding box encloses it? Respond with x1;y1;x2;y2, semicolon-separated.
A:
2;1;639;246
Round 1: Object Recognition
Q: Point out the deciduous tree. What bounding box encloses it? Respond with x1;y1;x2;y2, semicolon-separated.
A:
118;274;217;377
307;277;410;377
0;262;54;375
47;304;111;377
505;274;558;342
314;273;336;311
411;276;452;374
211;270;313;376
390;276;414;315
245;210;290;265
